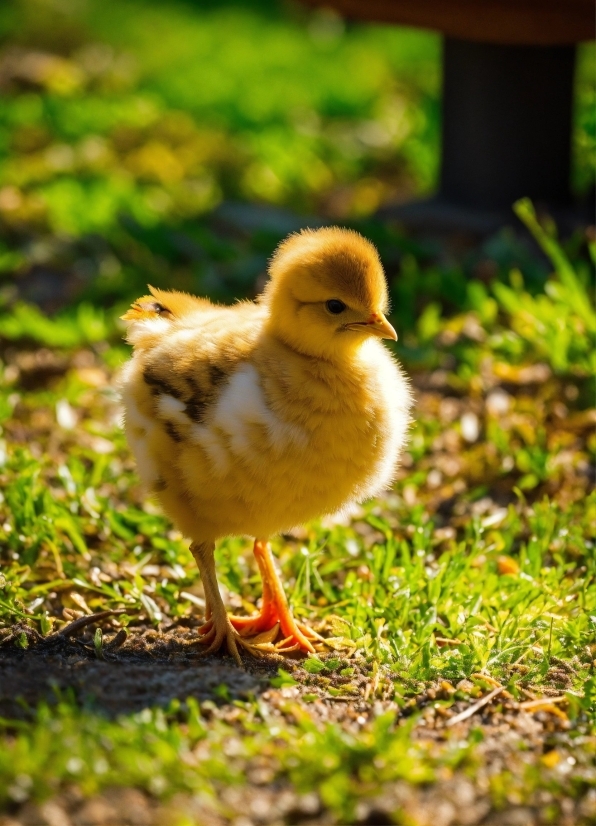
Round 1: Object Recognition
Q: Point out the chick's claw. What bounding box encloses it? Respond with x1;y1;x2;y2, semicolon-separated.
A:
196;611;325;660
198;611;323;655
228;614;323;653
194;611;281;665
224;539;322;653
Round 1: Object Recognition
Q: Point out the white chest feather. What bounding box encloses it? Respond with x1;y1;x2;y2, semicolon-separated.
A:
190;364;308;473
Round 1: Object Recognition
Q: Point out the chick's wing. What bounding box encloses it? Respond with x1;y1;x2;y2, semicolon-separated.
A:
121;287;266;445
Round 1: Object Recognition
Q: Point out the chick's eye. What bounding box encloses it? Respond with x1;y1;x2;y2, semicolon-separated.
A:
326;299;347;315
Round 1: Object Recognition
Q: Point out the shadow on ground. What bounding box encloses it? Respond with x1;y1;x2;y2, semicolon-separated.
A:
0;617;274;718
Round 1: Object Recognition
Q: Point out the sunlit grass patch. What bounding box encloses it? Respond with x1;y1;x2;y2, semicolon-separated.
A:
0;686;592;824
0;213;593;826
0;2;593;820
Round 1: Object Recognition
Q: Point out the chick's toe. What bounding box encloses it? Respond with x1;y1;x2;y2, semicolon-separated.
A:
224;540;321;653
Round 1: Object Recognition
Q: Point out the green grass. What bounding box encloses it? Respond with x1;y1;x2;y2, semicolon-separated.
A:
2;441;593;685
0;0;440;234
3;689;592;824
0;1;594;823
0;203;594;821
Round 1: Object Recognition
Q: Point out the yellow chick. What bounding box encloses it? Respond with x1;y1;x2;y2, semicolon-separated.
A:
120;227;411;665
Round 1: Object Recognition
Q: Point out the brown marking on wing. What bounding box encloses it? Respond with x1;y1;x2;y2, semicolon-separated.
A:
164;421;182;443
185;374;208;423
209;365;228;387
187;365;230;422
143;366;183;399
138;348;234;437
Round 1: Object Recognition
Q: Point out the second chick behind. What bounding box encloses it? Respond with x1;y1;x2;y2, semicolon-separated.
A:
120;227;412;664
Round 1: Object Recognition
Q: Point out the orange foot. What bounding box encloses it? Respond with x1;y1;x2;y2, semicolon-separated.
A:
199;540;323;655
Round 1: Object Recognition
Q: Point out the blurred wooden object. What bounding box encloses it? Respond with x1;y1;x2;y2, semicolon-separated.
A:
439;39;575;212
300;1;594;45
301;0;595;229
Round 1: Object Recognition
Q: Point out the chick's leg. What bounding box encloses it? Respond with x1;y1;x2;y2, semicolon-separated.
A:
228;540;321;653
190;541;239;665
190;541;269;666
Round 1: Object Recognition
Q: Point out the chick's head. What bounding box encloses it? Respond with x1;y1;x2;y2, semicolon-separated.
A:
263;227;396;359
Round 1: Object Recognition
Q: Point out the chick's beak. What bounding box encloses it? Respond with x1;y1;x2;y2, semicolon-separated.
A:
367;312;398;340
346;312;397;341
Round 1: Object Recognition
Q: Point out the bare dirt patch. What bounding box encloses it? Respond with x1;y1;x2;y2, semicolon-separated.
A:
0;619;271;718
1;615;594;826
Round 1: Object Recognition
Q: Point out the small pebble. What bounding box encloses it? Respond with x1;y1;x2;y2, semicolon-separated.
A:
460;411;479;443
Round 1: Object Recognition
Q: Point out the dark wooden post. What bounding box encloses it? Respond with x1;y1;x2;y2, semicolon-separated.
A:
441;39;576;211
298;0;594;229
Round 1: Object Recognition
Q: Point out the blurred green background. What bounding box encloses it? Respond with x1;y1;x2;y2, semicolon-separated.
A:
0;0;594;316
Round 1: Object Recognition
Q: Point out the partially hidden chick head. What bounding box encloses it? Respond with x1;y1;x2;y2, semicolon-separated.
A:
262;227;396;359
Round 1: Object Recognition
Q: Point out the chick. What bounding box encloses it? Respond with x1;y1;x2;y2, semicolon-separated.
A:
120;227;411;665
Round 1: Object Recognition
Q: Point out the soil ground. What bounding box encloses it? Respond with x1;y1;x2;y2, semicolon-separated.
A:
1;616;594;826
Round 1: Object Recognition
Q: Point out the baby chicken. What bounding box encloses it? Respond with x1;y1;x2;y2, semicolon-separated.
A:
120;227;411;665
